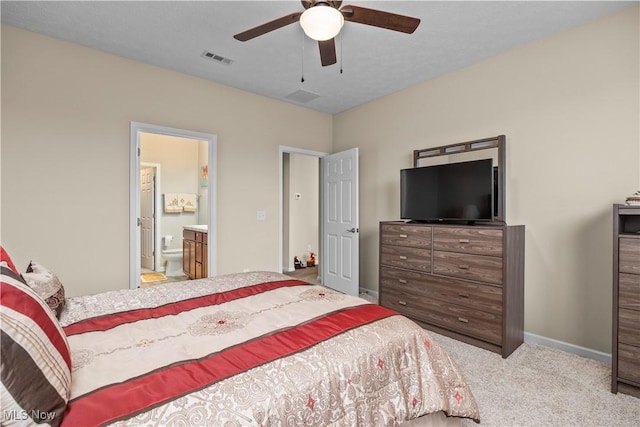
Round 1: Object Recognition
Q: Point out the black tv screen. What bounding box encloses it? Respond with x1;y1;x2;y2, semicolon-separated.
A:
401;159;494;222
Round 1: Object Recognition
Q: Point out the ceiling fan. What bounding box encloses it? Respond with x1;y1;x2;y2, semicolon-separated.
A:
233;1;420;67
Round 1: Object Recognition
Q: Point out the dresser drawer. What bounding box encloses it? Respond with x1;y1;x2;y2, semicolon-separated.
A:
618;343;640;384
619;238;640;275
380;266;502;314
619;308;640;347
380;245;431;273
433;227;503;256
380;287;502;345
620;273;640;310
380;223;431;248
433;251;503;285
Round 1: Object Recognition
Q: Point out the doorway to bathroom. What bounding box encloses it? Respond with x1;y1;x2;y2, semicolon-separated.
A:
130;122;217;290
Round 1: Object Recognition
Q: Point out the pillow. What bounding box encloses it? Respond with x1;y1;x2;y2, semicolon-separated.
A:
0;246;19;276
22;261;66;318
0;263;72;426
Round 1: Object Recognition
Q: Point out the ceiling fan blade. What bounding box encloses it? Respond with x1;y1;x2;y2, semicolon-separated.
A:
341;5;420;34
318;39;337;66
234;12;302;41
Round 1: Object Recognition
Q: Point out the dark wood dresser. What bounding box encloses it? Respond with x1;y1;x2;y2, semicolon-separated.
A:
379;221;525;358
612;204;640;398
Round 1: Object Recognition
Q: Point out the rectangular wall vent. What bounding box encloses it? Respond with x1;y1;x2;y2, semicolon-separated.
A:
201;50;233;65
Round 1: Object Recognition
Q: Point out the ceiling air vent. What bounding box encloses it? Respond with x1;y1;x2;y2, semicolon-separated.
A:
285;89;321;104
201;50;233;65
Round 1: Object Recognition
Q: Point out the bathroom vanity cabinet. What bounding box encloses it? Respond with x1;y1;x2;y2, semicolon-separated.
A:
183;228;208;280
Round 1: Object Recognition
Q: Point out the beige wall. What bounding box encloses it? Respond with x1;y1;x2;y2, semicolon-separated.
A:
1;6;638;354
1;25;333;297
333;6;640;353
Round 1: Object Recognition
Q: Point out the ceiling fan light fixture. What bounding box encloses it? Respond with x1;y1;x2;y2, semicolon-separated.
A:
300;4;344;41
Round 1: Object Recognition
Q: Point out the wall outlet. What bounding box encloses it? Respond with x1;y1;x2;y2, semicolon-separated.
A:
257;210;266;221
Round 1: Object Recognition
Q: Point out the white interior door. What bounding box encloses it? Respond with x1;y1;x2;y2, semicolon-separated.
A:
140;166;155;270
322;148;359;296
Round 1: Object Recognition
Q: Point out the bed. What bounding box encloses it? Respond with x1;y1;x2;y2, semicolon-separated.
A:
1;263;479;426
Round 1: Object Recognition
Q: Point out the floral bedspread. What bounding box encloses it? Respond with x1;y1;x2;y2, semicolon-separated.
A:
58;271;479;426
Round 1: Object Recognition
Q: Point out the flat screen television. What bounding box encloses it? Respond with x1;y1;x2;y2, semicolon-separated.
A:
401;159;494;223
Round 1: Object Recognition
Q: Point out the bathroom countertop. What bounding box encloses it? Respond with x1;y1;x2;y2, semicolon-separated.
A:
183;224;208;233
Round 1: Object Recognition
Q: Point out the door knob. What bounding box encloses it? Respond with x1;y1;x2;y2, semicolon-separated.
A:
346;227;359;233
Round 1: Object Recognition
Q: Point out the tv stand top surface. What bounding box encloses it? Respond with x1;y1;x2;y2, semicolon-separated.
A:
404;219;506;227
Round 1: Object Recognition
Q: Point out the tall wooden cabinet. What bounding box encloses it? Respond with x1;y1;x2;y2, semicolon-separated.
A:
612;204;640;398
183;229;208;280
379;221;525;358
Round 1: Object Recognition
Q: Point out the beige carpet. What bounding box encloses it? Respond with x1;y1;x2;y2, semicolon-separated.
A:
284;266;320;285
429;332;640;426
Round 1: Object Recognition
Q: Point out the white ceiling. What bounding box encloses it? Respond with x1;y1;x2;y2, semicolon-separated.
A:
1;1;635;114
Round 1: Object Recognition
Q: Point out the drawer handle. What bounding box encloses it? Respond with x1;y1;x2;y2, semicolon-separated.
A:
399;234;408;238
458;292;470;298
398;300;407;306
458;317;469;323
459;264;470;270
459;239;470;243
398;279;407;284
399;255;408;260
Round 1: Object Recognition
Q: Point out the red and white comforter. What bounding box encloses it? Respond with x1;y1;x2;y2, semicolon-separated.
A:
58;271;479;426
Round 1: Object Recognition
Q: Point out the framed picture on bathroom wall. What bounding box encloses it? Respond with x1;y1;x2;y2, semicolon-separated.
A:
200;165;208;188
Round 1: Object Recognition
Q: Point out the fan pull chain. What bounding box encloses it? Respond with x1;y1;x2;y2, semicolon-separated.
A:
301;31;305;83
340;32;343;74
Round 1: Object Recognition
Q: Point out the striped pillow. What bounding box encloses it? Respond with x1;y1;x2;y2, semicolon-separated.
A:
0;246;19;275
1;263;71;426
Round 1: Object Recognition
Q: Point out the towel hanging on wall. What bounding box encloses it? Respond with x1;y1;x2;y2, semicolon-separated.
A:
164;193;182;213
180;193;197;212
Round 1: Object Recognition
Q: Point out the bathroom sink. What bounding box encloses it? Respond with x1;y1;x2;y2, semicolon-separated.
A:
183;224;208;232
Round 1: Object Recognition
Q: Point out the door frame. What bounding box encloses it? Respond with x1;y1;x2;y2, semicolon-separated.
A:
278;145;328;282
140;162;161;272
130;122;218;289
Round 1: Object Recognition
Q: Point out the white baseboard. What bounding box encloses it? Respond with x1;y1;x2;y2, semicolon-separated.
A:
524;332;611;364
359;288;379;298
